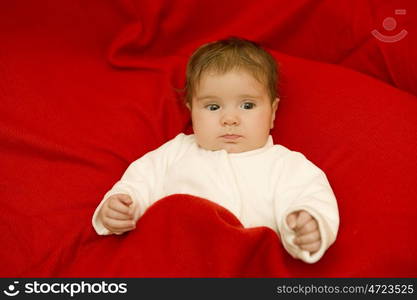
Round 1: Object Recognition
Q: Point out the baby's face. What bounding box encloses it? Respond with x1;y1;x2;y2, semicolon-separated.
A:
188;70;278;153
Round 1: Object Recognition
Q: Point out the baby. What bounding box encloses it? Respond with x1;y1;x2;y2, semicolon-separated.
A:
92;37;339;263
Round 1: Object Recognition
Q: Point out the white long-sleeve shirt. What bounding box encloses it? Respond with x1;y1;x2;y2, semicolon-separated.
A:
92;133;339;263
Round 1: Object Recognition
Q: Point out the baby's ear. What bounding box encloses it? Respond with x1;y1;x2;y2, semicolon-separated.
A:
186;102;191;110
270;98;279;129
273;98;279;112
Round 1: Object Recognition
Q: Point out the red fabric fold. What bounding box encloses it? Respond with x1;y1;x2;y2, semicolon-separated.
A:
60;195;289;277
108;0;417;96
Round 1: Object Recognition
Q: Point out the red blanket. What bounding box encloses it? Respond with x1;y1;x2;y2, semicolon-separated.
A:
1;0;416;277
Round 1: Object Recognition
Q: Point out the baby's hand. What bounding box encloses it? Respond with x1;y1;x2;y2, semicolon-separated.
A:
286;210;321;254
99;194;136;235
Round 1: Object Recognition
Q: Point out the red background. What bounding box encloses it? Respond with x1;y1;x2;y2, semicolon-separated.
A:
1;0;416;277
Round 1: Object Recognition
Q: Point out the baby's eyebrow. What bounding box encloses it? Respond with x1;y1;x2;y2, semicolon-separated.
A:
196;95;220;101
239;94;261;99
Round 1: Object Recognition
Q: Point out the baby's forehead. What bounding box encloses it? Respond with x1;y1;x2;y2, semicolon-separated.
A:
200;66;258;78
197;68;266;86
193;70;269;101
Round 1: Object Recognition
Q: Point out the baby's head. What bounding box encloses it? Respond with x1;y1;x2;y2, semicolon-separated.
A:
185;37;279;153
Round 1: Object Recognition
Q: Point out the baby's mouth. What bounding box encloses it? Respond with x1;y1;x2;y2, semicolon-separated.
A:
220;134;242;140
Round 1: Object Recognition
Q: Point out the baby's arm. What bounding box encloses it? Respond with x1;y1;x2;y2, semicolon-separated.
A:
92;134;188;235
92;160;154;235
275;151;339;263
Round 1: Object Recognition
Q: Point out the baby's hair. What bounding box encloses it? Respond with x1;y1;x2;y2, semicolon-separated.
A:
185;36;278;106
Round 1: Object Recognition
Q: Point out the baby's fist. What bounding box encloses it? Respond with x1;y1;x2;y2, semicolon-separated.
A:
286;210;321;254
99;194;136;235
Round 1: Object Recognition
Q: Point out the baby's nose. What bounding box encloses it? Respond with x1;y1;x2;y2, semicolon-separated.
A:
221;113;240;126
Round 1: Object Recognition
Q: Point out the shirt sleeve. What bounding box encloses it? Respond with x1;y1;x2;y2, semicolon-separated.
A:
274;151;339;263
92;134;187;235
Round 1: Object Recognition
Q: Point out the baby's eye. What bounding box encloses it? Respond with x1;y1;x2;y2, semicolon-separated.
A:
206;104;220;111
241;102;255;110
